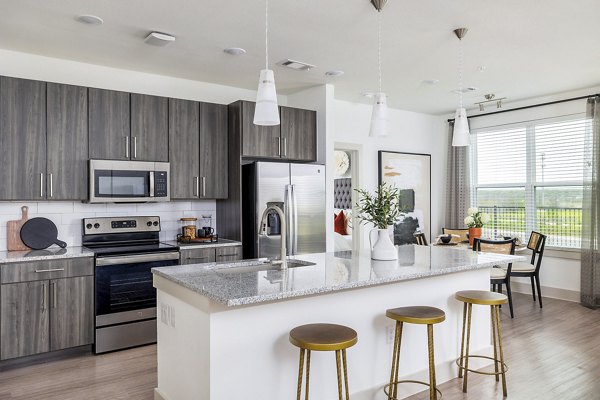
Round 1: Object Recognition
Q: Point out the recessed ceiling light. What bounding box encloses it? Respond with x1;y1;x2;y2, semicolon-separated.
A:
144;32;176;46
325;70;344;77
224;47;247;56
452;87;478;94
277;59;316;71
361;91;374;98
75;15;103;25
422;79;440;85
477;66;487;72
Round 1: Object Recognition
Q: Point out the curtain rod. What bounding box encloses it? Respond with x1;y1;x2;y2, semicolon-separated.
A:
447;93;599;123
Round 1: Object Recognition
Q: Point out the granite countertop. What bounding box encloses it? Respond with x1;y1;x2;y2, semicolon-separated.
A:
164;238;242;250
153;245;525;307
0;246;94;264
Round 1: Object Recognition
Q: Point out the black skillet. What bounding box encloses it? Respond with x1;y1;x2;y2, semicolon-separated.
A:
20;217;67;250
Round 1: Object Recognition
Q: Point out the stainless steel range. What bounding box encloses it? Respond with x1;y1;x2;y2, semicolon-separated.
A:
82;216;179;354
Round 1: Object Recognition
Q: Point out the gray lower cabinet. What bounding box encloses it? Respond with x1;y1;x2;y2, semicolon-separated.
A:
89;88;130;160
0;76;47;200
240;101;281;158
180;245;242;265
0;258;94;360
280;106;317;162
131;93;169;162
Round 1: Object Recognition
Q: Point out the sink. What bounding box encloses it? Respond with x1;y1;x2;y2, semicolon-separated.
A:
215;259;316;275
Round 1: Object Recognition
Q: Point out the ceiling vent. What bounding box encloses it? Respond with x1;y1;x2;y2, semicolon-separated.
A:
277;59;316;71
144;32;176;46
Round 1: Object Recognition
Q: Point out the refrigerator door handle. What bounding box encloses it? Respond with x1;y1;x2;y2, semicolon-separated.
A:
291;184;299;255
284;184;293;256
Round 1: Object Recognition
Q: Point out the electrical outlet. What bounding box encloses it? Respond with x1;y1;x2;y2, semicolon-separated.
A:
160;303;176;327
386;325;395;344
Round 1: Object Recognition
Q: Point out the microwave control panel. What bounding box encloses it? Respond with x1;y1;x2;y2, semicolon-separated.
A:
154;171;168;197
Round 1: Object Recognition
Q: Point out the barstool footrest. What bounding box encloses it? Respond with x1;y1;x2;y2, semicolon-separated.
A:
383;380;442;400
456;355;508;375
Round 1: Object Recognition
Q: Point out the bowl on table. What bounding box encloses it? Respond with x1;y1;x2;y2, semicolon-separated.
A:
439;234;453;244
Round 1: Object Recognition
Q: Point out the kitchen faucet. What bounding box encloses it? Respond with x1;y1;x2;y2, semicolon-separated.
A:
258;205;287;269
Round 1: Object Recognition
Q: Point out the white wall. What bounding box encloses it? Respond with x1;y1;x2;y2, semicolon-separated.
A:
0;48;289;250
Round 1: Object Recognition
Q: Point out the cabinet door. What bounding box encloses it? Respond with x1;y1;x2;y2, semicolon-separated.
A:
50;276;94;351
199;102;228;199
180;248;216;265
169;98;200;199
241;101;281;158
215;246;243;262
280;106;317;161
0;281;50;360
0;77;46;200
46;83;88;200
89;88;130;160
131;94;169;162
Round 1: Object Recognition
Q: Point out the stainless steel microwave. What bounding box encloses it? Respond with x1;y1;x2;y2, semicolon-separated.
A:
88;160;170;203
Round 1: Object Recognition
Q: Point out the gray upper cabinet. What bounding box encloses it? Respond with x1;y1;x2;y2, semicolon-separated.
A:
199;102;228;199
240;101;281;158
131;94;169;162
46;83;88;200
1;280;50;360
0;77;47;200
280;106;317;162
169;98;200;199
88;88;130;160
50;276;94;351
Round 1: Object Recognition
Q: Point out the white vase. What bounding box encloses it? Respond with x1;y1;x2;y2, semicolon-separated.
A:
369;228;398;261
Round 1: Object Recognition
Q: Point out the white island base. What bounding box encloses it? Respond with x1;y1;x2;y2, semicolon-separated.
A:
153;267;495;400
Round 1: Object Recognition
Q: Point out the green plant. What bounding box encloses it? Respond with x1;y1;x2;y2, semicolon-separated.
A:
354;183;404;229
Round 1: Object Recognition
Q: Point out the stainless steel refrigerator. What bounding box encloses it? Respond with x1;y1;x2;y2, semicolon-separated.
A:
242;162;326;260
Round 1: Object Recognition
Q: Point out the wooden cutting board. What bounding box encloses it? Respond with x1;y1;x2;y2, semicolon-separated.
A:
7;206;30;251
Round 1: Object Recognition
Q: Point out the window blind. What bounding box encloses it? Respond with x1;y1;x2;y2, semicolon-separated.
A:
470;115;586;248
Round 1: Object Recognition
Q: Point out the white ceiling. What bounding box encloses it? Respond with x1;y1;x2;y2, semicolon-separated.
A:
0;0;598;115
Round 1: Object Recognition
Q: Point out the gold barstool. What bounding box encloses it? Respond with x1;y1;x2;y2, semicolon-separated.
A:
455;290;509;397
289;323;358;400
385;306;445;400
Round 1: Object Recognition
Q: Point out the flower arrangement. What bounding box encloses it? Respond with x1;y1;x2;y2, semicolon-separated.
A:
354;183;405;229
464;207;491;228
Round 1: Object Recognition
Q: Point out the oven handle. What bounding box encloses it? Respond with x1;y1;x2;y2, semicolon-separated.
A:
96;251;180;266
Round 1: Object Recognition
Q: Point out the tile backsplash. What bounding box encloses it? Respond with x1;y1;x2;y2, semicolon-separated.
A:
0;201;217;251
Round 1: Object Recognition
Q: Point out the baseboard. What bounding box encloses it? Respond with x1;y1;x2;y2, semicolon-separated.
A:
154;388;167;400
510;281;580;303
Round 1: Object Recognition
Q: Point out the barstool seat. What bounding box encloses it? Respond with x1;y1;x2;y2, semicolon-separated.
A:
290;323;358;400
385;306;445;400
455;290;509;397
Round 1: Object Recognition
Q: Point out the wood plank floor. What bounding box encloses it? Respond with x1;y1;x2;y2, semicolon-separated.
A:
0;292;598;399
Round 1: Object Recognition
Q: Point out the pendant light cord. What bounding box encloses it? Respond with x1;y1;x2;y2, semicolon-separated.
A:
458;36;463;109
378;10;382;93
265;0;269;70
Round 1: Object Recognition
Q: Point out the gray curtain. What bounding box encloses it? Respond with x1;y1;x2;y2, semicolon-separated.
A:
445;122;472;229
582;96;600;308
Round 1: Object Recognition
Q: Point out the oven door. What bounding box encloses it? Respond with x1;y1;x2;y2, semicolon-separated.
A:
95;251;180;327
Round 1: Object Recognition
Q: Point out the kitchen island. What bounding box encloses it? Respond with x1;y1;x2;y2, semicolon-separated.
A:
152;245;523;400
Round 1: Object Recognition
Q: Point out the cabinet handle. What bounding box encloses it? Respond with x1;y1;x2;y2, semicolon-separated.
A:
125;136;130;158
283;138;287;157
40;173;44;198
49;173;53;198
35;268;65;273
218;253;239;257
194;177;199;197
51;281;57;309
277;137;281;157
186;257;209;260
41;282;47;311
133;136;137;159
202;177;206;197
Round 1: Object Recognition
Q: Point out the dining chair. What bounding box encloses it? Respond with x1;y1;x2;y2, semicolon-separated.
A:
414;232;428;246
502;231;547;308
442;228;469;243
473;238;516;318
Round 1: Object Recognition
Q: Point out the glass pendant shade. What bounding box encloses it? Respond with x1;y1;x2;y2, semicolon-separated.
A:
369;92;388;137
253;69;280;126
452;107;470;146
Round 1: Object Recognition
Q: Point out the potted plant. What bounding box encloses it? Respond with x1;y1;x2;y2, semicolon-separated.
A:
464;207;491;246
355;183;404;260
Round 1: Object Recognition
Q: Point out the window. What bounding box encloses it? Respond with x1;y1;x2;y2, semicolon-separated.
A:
470;116;586;248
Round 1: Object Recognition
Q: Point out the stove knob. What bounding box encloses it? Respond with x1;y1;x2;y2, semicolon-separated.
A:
147;221;153;227
153;221;159;226
94;223;100;229
86;223;92;229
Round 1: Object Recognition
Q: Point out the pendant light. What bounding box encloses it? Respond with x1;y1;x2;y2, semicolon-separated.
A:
452;28;470;146
369;0;388;137
253;0;280;126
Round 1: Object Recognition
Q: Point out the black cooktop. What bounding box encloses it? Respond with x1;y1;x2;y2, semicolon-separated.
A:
85;242;178;257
